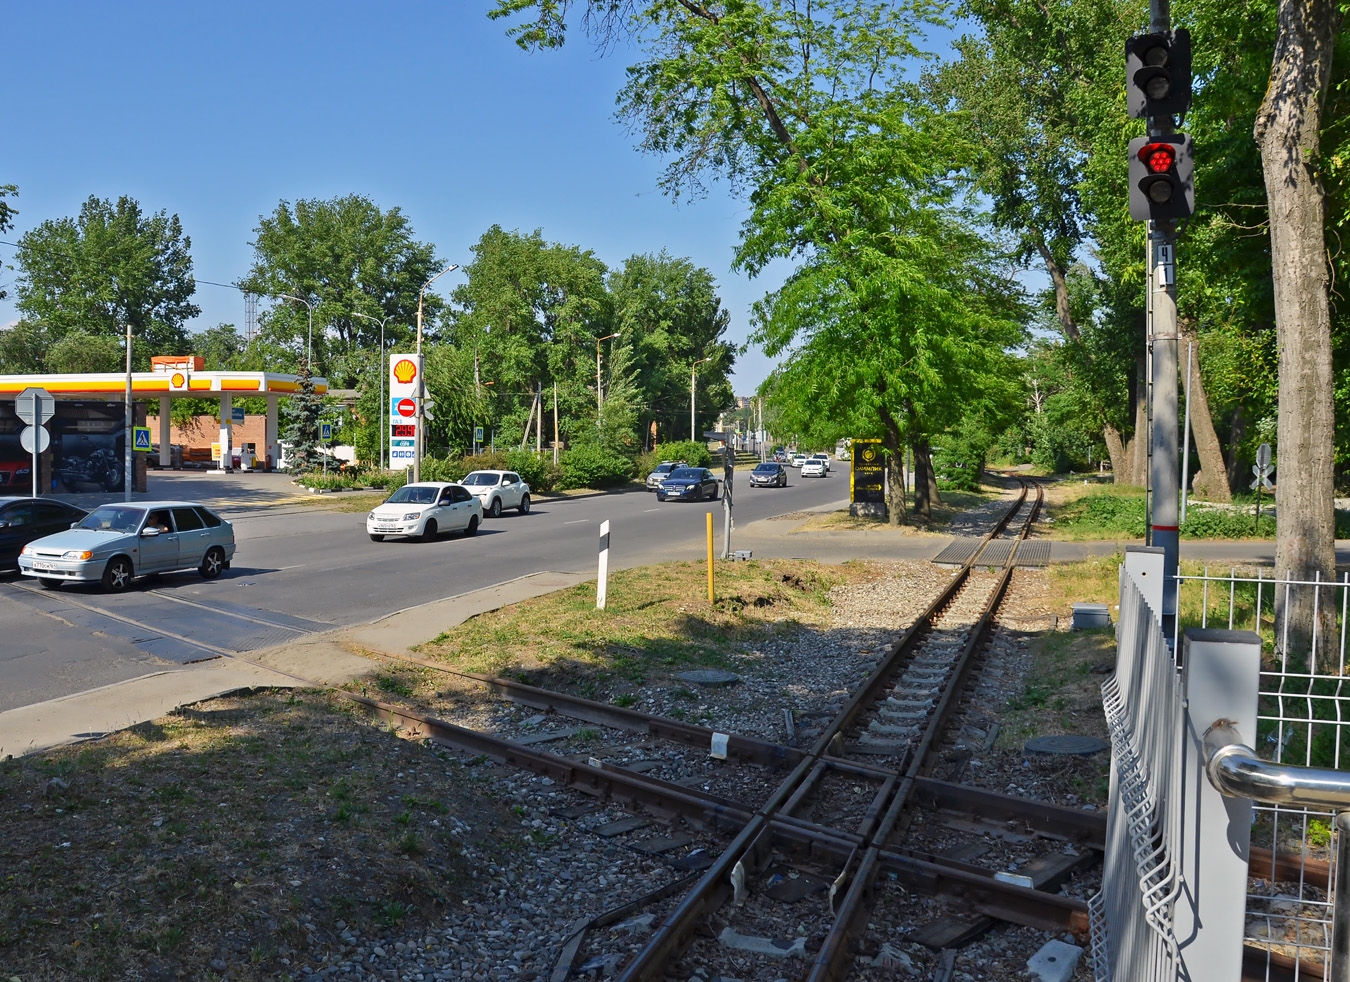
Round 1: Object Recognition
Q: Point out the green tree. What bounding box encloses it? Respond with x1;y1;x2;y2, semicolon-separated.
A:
608;251;735;443
0;183;16;300
46;332;125;374
14;195;199;360
239;195;445;382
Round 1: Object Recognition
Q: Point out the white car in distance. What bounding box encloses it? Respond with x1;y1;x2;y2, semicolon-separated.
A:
800;457;828;478
461;470;531;518
810;452;832;472
367;482;482;542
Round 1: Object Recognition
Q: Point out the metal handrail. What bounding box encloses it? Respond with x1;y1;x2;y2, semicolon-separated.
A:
1204;721;1350;982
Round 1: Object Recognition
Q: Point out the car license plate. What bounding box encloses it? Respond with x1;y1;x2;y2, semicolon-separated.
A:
32;562;58;571
375;526;399;533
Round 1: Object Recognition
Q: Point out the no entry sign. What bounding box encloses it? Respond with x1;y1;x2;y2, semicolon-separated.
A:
396;398;416;418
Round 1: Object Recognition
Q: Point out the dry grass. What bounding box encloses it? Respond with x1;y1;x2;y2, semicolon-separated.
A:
415;558;862;699
0;690;518;982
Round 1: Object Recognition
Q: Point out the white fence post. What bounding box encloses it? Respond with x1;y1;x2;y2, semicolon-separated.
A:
1176;628;1261;981
596;520;610;610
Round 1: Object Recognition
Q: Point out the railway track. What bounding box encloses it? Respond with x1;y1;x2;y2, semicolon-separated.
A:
321;480;1109;980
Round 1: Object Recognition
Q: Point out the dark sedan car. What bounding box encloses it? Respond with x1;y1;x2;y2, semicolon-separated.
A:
0;497;88;570
749;462;788;488
657;467;720;502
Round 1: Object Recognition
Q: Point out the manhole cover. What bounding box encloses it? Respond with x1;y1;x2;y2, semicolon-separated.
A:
675;670;741;687
1025;734;1109;756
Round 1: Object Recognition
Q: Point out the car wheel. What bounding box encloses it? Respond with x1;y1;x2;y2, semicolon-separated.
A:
464;515;479;537
420;519;438;542
101;556;134;592
369;533;385;542
656;494;666;502
38;577;61;590
199;547;226;579
518;494;530;515
489;497;502;519
709;485;719;500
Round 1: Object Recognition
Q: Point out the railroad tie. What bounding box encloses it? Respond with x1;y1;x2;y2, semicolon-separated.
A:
868;720;922;739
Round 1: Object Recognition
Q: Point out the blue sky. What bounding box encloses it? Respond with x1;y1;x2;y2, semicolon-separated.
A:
1;1;815;392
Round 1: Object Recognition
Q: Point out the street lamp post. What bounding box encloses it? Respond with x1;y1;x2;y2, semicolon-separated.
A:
690;357;711;440
595;333;620;414
279;294;315;367
414;264;459;482
352;311;393;470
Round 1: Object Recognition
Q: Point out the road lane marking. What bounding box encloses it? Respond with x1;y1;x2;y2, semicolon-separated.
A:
644;509;659;513
564;520;590;525
10;585;236;657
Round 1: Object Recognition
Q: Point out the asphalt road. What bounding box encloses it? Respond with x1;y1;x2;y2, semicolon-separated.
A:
0;469;849;712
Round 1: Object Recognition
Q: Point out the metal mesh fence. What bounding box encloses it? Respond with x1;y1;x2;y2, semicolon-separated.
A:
1176;569;1350;981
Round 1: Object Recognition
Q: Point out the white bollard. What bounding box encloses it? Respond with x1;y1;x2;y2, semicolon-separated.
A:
597;520;610;610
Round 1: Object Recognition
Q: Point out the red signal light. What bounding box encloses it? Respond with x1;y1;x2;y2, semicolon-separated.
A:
1139;142;1177;173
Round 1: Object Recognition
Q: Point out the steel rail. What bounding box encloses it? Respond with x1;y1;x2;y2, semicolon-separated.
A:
615;481;1047;981
808;481;1047;981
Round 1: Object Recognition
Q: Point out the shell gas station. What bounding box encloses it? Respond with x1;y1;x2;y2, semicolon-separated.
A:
0;356;327;494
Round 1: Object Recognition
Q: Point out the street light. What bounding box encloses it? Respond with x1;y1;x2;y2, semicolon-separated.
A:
691;357;711;440
279;294;314;367
124;321;133;501
414;263;460;482
352;311;393;470
595;333;620;414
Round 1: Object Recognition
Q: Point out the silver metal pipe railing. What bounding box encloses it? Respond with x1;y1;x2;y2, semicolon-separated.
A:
1204;721;1350;981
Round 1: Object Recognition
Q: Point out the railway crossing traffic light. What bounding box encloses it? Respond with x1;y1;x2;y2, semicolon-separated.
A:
1125;29;1191;119
1128;134;1194;221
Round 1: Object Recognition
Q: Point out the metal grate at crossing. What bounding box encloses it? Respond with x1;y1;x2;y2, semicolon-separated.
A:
974;540;1014;566
1013;540;1052;567
931;538;983;565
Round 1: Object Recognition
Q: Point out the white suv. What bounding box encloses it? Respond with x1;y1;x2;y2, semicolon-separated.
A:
461;470;531;518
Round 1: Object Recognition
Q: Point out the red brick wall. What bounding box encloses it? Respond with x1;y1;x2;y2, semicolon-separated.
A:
144;414;268;451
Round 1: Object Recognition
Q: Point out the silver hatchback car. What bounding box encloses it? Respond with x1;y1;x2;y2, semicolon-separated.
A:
18;500;236;592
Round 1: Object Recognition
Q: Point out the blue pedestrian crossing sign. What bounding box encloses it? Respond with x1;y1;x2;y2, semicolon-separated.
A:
320;422;333;444
133;426;152;452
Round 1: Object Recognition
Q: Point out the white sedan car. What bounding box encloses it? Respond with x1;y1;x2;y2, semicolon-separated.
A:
367;482;482;542
461;470;531;518
800;458;828;478
810;452;832;472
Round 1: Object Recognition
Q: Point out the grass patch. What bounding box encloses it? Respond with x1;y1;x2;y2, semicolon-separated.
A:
790;485;1002;533
0;691;517;981
416;559;851;694
1046;482;1282;540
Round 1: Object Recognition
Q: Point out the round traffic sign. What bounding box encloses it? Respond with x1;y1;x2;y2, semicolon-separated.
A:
396;398;416;418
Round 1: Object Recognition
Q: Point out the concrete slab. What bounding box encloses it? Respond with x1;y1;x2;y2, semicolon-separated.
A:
1026;939;1082;982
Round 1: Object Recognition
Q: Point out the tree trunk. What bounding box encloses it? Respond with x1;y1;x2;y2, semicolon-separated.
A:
878;398;908;525
1181;334;1232;502
1254;0;1341;666
1033;229;1081;342
913;440;939;522
1225;408;1248;492
1127;352;1149;486
1104;425;1128;482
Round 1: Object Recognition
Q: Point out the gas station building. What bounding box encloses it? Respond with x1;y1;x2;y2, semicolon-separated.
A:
0;357;327;490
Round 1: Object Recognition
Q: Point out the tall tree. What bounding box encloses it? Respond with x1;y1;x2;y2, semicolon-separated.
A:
282;361;323;475
14;195;199;359
239;195;444;382
0;183;16;301
1255;0;1343;660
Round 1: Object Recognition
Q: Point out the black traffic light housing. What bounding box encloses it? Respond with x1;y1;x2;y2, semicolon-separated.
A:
1128;134;1194;221
1126;29;1191;119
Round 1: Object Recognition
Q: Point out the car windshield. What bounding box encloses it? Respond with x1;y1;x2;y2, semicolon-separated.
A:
668;469;701;480
385;486;438;505
77;505;146;533
753;464;777;473
461;473;499;486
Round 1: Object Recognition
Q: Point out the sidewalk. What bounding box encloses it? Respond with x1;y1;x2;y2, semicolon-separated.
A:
0;570;588;759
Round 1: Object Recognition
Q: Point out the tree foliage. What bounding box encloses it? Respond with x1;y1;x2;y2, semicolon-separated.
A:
239;195;445;383
14;195;199;360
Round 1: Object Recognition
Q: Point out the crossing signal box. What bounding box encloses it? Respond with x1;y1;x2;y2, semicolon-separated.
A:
1128;134;1194;221
1126;30;1191;119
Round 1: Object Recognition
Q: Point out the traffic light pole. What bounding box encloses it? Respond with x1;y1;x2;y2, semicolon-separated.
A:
1148;0;1181;621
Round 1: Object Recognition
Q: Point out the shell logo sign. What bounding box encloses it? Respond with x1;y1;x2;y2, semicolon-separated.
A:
171;371;189;391
393;359;418;385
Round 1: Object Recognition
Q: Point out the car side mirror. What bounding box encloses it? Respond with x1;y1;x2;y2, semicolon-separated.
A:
141;527;160;537
70;522;79;529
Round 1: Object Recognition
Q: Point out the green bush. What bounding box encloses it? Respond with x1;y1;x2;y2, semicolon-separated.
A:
419;456;470;484
1055;491;1147;537
364;470;408;491
637;440;712;476
560;444;633;489
1181;506;1276;539
296;471;361;491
